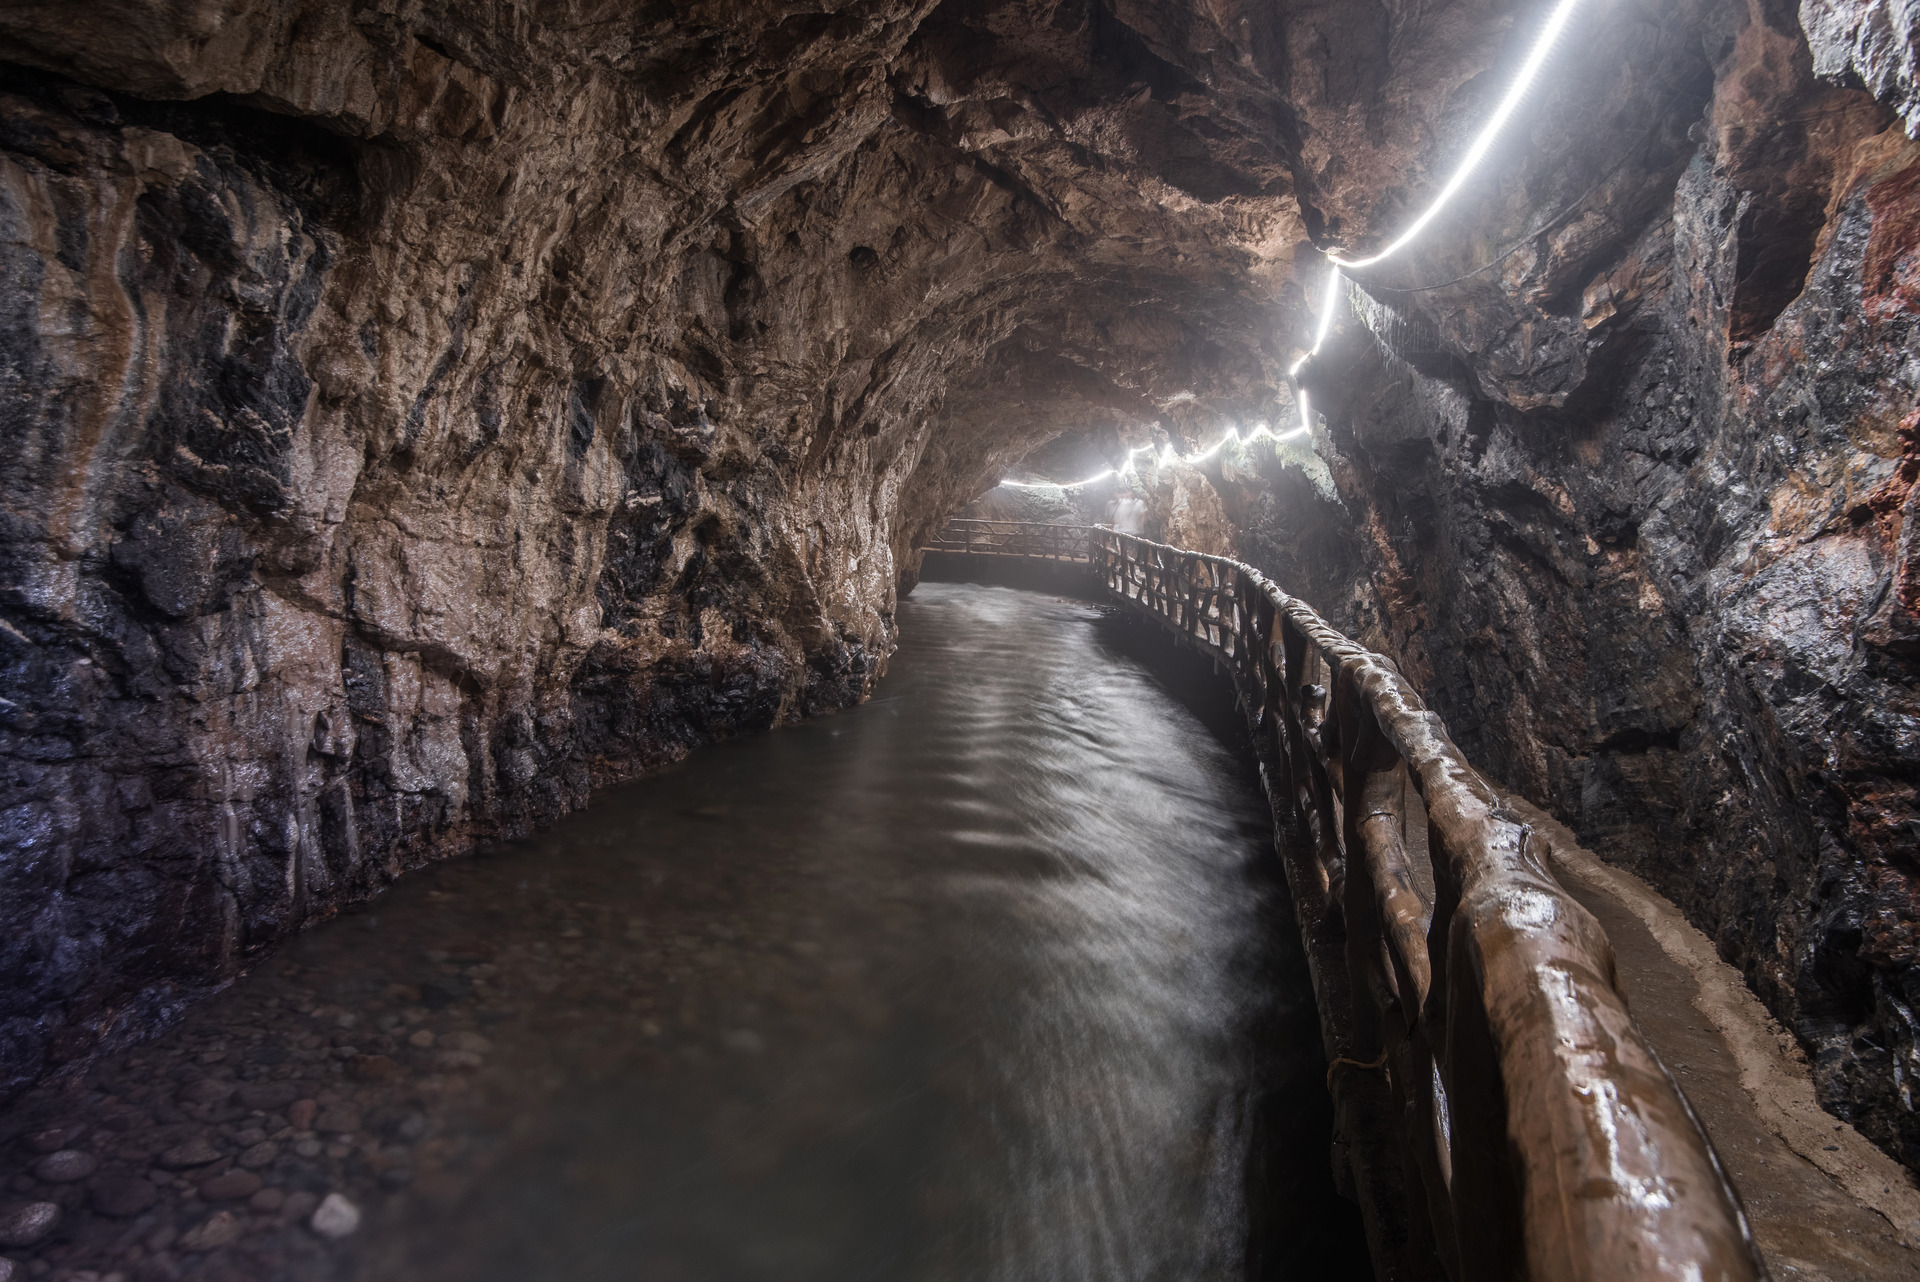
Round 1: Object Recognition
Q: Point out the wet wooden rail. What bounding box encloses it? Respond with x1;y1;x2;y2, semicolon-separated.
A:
922;518;1091;561
930;520;1767;1282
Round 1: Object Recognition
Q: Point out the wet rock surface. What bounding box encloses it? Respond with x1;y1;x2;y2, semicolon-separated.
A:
976;0;1920;1178
0;0;1918;1199
0;584;1363;1281
1261;0;1920;1173
0;0;1337;1101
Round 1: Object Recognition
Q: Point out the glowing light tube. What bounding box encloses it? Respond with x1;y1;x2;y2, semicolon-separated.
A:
1001;0;1583;492
1291;0;1583;387
1289;263;1346;377
1328;0;1583;269
996;422;1311;490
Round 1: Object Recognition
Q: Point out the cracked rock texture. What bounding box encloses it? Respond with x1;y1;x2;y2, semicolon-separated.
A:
1269;0;1920;1172
994;0;1920;1175
0;0;1320;1098
3;0;1920;1189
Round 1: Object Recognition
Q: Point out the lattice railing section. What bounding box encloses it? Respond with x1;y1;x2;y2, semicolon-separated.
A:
1089;529;1765;1282
923;518;1090;561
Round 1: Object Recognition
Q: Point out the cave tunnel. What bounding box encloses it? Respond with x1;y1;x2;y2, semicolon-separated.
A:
2;0;1920;1278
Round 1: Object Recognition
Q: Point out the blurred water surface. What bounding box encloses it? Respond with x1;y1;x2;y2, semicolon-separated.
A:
162;583;1365;1279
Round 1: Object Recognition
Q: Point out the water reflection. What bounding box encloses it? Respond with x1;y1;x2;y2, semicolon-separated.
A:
3;583;1366;1281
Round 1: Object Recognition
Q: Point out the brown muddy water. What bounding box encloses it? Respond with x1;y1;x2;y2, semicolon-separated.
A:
0;581;1368;1281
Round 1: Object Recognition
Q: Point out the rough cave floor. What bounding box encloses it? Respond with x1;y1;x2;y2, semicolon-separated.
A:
0;583;1368;1282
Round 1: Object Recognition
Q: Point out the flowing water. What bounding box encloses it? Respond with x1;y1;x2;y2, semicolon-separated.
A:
1;582;1368;1281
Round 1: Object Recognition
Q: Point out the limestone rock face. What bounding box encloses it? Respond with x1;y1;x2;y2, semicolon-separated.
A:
987;0;1920;1173
2;0;1920;1186
1804;0;1920;136
1264;0;1920;1170
0;0;1312;1096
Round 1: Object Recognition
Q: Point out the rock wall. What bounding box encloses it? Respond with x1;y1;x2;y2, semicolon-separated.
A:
1274;0;1920;1169
990;0;1920;1174
3;0;1919;1183
0;0;1312;1097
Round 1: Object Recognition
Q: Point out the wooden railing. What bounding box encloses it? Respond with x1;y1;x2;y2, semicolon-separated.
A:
923;518;1090;561
1089;528;1765;1282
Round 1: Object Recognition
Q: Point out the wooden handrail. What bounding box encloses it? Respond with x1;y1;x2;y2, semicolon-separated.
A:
923;519;1091;562
1087;528;1766;1282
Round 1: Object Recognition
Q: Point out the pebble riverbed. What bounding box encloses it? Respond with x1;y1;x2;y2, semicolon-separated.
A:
0;583;1366;1281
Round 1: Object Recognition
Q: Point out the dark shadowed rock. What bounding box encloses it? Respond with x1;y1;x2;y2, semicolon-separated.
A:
236;1140;278;1170
234;1081;300;1112
155;1136;222;1169
90;1174;159;1218
22;1125;84;1155
199;1170;263;1201
348;1054;401;1081
176;1079;235;1107
0;1201;59;1247
30;1149;95;1183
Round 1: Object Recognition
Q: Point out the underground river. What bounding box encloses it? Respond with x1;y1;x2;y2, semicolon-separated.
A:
0;582;1368;1280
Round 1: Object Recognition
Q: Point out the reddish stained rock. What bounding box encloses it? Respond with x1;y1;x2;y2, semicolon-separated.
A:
348;1055;402;1082
156;1137;223;1170
1863;159;1920;308
200;1170;264;1201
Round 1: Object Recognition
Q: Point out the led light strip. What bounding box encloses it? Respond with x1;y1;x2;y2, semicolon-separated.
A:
1288;0;1583;427
996;423;1312;490
1328;0;1584;270
999;0;1584;489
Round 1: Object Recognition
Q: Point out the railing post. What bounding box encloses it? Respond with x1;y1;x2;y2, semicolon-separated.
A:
975;525;1765;1282
1340;691;1455;1279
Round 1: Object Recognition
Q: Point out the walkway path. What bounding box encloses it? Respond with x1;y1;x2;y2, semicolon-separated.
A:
1515;798;1920;1281
0;583;1366;1282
